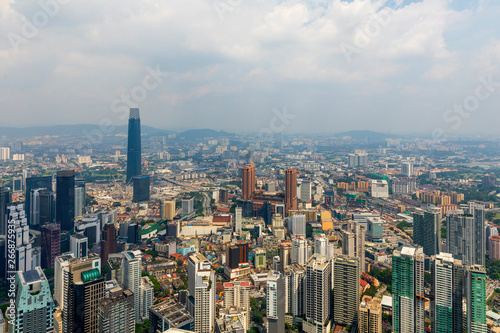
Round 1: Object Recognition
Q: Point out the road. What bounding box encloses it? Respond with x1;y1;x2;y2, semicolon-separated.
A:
375;285;387;298
201;192;212;216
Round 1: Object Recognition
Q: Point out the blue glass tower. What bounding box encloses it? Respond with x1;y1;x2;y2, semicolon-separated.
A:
126;108;141;183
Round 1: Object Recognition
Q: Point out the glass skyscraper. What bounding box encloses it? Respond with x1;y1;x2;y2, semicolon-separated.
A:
56;170;75;232
126;108;141;183
25;175;52;227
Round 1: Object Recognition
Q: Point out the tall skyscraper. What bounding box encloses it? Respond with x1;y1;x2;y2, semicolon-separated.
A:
41;223;61;270
290;263;306;318
235;207;242;234
139;277;154;321
70;233;88;258
401;161;414;177
60;255;104;333
56;170;75;232
285;168;297;213
291;214;306;236
10;267;54;333
122;250;142;322
5;203;32;278
30;188;54;229
12;176;23;192
392;246;425;333
358;296;382;333
224;281;250;311
465;265;487;333
241;165;255;200
74;179;86;218
101;223;117;264
341;221;366;273
430;253;465;333
305;253;332;333
160;200;176;220
447;203;486;266
126;108;141;183
291;237;309;266
334;255;361;327
299;179;312;202
0;186;11;236
98;287;135;333
132;175;150;203
267;271;285;333
187;253;216;333
25;176;51;227
413;208;441;256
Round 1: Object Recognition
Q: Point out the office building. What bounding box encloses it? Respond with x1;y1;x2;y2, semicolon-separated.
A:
12;176;22;192
74;179;85;218
447;203;486;266
465;265;487;333
341;221;366;273
127;222;139;244
60;255;104;333
149;300;195;332
75;216;100;245
70;233;88;258
56;170;75;232
10;267;54;333
334;255;360;327
267;271;285;333
25;176;52;227
122;250;142;322
235;207;242;234
304;254;332;333
182;197;194;215
392;246;425;333
30;188;54;228
161;200;176;220
300;180;312;202
133;175;150;203
291;238;309;266
370;180;389;198
241;165;255;200
358;296;382;333
187;253;216;333
254;248;267;269
98;287;135;333
289;263;306;318
366;216;384;243
41;223;60;269
285;168;298;214
291;214;306;236
0;187;11;236
314;234;334;259
140;277;154;321
100;223;117;264
430;253;465;333
413;208;441;256
401;161;414;177
127;108;142;183
5;203;31;277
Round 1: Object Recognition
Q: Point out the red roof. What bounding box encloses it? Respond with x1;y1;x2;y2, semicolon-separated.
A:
360;279;369;287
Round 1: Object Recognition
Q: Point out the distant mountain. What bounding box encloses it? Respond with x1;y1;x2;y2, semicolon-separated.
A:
335;130;400;141
0;124;174;138
178;129;235;139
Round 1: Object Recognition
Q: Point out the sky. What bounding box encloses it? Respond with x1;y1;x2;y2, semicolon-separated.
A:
1;0;500;137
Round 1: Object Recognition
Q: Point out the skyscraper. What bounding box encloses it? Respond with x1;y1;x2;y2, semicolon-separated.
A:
11;267;54;333
56;170;75;232
334;255;361;327
392;246;425;333
241;165;255;200
305;253;332;333
132;175;150;203
341;221;366;273
285;168;297;213
160;200;176;220
30;188;54;229
70;233;88;258
267;271;285;333
358;296;382;333
291;237;309;266
126;108;141;183
465;265;487;333
290;263;306;318
187;253;216;333
430;253;465;333
41;223;60;270
122;250;142;322
100;223;117;264
139;277;154;321
5;203;32;278
0;186;11;236
25;176;51;227
98;287;135;333
74;179;86;218
413;208;441;256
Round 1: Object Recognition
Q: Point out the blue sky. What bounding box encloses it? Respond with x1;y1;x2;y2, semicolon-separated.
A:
1;0;500;137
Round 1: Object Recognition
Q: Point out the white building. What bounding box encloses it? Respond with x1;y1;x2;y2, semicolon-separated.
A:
291;238;310;266
291;214;306;236
140;277;154;321
300;180;312;202
235;207;242;234
401;161;414;177
122;250;142;322
182;197;194;215
0;147;10;161
370;180;389;198
70;233;88;258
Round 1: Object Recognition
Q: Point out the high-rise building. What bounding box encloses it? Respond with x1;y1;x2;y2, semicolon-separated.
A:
392;246;425;333
100;223;117;264
465;265;487;333
187;253;216;333
12;176;23;192
334;255;360;327
358;296;382;333
182;197;194;215
41;223;60;270
291;214;306;236
25;176;51;227
98;287;135;333
70;233;88;258
132;175;150;203
235;207;242;234
490;235;500;260
254;248;267;269
122;250;142;322
75;216;100;245
223;281;250;311
0;186;11;236
291;238;309;266
30;188;55;229
348;151;368;168
241;165;255;200
341;221;366;273
304;254;332;333
127;222;139;244
126;108;141;183
413;208;441;256
0;147;10;160
139;277;154;321
290;263;306;318
430;253;465;333
267;271;285;333
10;267;54;333
447;203;486;266
60;255;104;333
278;242;291;272
285;168;297;214
56;170;75;232
149;300;195;332
161;200;176;220
5;203;31;278
300;180;312;202
74;179;86;218
401;161;414;177
314;234;334;259
370;180;389;198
